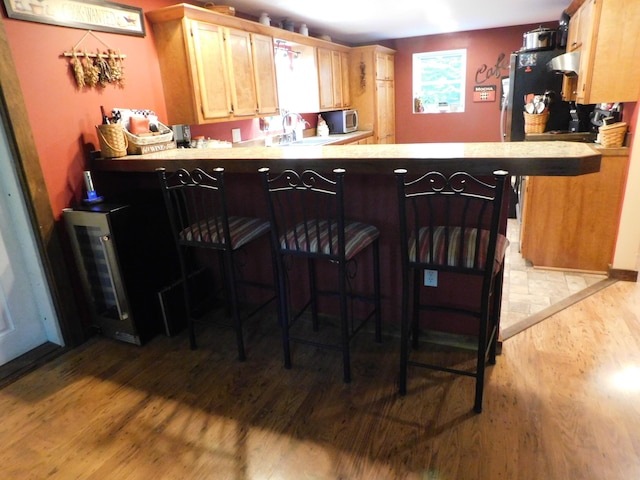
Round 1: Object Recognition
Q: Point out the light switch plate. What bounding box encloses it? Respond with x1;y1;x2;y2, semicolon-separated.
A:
232;128;241;143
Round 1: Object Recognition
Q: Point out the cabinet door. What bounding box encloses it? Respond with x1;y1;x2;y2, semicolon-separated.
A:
251;33;279;115
375;52;394;81
331;50;343;108
376;80;395;144
191;21;233;120
574;0;640;103
341;52;351;107
318;47;335;109
226;29;258;116
520;154;629;271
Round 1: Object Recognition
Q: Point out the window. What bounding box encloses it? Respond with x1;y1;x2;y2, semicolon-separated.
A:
413;49;466;114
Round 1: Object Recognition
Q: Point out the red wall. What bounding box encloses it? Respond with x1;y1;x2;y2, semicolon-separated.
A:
2;0;181;216
393;22;559;144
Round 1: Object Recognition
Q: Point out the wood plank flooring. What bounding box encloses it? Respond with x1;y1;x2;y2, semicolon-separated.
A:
2;279;640;479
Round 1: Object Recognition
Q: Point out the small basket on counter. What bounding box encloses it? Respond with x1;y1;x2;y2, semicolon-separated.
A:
523;111;549;134
96;123;128;158
598;122;628;148
113;108;175;155
124;121;174;154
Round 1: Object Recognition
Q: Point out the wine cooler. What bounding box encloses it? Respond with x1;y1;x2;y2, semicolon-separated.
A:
63;199;178;345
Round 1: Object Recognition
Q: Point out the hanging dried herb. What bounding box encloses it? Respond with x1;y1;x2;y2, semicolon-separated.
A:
82;51;100;87
94;49;111;87
70;49;85;88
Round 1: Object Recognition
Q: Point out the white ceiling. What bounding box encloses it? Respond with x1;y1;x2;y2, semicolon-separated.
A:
201;0;569;44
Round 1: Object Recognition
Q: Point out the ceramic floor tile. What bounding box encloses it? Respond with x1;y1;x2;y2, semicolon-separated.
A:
500;219;607;335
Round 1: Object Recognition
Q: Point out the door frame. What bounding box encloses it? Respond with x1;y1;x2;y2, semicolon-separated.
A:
0;18;85;349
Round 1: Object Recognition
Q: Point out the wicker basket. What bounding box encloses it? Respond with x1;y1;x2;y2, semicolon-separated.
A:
124;122;174;154
599;122;627;148
96;124;128;158
523;111;549;134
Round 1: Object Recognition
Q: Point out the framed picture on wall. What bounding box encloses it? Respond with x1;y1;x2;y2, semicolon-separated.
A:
2;0;145;37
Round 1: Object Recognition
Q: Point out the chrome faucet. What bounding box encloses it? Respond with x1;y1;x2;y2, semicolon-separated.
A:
282;111;307;142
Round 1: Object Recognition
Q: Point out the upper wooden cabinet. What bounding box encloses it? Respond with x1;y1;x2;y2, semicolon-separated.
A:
565;0;640;104
318;47;350;110
147;5;278;124
349;45;396;144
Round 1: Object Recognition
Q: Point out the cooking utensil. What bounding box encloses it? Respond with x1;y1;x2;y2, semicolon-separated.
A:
522;26;556;51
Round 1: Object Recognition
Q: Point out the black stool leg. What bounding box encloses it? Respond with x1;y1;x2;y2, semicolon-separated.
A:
224;249;245;362
276;254;292;369
339;259;351;383
373;239;382;343
399;265;410;396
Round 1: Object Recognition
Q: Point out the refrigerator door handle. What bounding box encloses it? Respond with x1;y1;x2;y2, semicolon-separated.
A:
500;94;508;142
99;233;130;321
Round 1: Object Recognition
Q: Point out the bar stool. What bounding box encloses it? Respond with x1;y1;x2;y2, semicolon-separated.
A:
259;167;382;383
395;169;509;413
156;167;275;360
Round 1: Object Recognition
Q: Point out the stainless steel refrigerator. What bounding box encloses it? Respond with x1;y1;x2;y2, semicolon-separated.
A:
501;49;565;142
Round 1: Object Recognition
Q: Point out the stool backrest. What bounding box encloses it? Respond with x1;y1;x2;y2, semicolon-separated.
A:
395;169;509;279
156;167;231;249
259;168;346;260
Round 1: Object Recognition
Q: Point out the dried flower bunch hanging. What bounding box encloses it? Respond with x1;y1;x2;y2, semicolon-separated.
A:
63;31;126;90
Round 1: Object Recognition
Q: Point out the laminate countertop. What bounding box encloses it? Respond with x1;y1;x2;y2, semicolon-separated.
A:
92;141;601;177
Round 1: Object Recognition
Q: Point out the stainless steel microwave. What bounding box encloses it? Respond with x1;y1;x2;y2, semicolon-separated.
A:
323;109;358;134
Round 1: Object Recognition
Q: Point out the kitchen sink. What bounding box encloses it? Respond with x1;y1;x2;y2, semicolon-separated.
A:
278;136;335;147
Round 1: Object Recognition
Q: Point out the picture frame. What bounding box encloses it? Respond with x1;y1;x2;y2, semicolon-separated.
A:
2;0;145;37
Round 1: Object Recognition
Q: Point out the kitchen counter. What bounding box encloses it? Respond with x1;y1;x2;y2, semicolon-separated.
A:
92;141;601;176
91;140;602;336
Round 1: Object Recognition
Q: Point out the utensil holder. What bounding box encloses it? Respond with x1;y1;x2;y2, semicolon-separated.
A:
523;111;549;134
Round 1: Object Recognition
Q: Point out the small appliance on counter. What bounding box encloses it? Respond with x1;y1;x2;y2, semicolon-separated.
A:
322;109;358;134
590;103;622;132
171;124;192;148
569;102;595;133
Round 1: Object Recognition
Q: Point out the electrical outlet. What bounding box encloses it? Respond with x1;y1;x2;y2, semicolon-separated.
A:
231;128;241;143
424;269;438;287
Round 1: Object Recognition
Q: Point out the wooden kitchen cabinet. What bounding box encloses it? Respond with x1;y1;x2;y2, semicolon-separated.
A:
317;47;350;110
564;0;640;104
349;45;396;144
147;7;278;124
520;148;629;272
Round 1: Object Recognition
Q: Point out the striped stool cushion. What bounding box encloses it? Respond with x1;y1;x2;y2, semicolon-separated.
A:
281;220;379;259
181;216;270;249
409;226;509;274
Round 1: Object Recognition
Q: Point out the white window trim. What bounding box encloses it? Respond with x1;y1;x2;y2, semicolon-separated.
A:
413;49;467;114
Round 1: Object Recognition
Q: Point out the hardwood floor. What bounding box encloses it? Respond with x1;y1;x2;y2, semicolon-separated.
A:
2;280;640;479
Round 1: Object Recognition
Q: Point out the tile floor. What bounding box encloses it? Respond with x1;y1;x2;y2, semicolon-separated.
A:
500;219;610;338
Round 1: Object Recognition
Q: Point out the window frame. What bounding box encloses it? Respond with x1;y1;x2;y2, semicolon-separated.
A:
412;48;467;114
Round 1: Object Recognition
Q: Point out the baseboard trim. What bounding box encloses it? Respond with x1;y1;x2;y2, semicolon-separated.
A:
0;342;65;389
608;267;638;282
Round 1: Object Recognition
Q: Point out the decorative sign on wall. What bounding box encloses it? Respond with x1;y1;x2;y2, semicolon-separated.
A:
2;0;145;36
474;53;510;84
473;85;497;102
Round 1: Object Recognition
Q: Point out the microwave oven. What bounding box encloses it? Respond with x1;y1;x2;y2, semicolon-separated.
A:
322;109;358;134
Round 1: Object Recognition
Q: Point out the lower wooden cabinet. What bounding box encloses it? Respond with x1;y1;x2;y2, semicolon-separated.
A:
520;149;629;272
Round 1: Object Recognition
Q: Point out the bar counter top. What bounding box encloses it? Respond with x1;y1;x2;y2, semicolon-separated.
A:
92;141;601;177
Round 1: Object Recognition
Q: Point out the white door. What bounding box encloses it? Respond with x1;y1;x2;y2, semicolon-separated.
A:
0;114;63;366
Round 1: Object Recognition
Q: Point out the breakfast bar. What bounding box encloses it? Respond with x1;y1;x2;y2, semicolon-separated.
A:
91;141;601;335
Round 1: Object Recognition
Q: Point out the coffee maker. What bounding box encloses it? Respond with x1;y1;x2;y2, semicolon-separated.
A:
568;102;595;132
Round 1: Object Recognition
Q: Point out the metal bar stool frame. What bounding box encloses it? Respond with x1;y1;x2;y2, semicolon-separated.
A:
395;169;509;413
157;167;276;360
259;167;382;383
